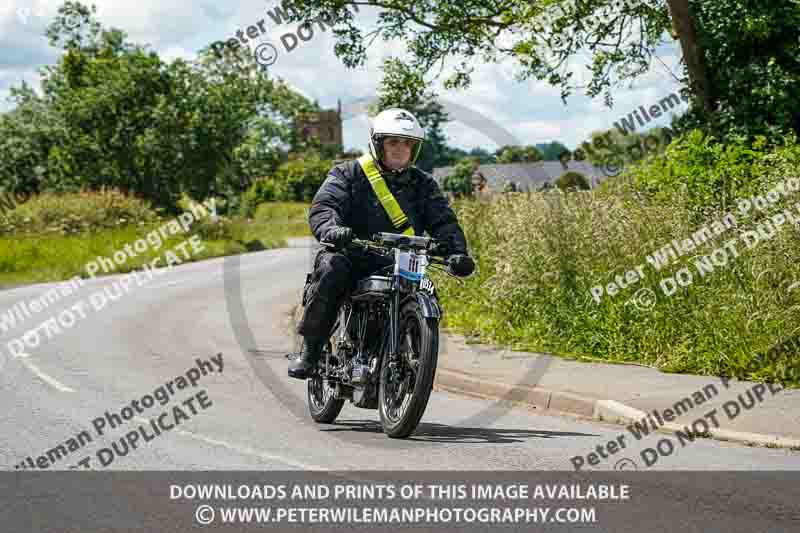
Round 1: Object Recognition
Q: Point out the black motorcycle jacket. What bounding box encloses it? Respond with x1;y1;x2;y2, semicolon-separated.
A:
309;159;469;258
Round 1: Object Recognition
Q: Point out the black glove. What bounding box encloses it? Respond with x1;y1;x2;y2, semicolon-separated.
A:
447;254;475;277
432;235;460;256
323;226;353;249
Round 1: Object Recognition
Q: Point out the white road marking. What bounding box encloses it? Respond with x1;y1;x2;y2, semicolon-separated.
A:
129;416;405;481
21;358;75;392
133;417;324;470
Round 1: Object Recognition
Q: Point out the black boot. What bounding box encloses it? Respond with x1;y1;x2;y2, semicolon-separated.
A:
288;337;325;380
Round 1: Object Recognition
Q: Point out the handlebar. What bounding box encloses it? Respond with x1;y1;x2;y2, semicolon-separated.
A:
321;231;453;262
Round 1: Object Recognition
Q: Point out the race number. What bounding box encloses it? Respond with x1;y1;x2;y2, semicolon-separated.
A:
398;251;427;281
420;278;435;294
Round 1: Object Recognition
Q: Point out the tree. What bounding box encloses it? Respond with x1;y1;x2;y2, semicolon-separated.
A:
572;126;674;167
536;141;571;161
271;155;333;202
0;82;60;195
666;0;712;113
281;0;800;143
495;145;542;163
441;157;477;198
0;1;313;210
676;1;800;141
282;0;673;106
370;58;450;172
432;146;496;168
467;147;496;164
556;171;591;191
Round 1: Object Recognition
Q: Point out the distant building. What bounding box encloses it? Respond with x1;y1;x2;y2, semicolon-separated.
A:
296;100;343;148
432;161;608;192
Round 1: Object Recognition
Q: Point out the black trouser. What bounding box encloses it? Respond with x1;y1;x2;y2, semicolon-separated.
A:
296;249;393;340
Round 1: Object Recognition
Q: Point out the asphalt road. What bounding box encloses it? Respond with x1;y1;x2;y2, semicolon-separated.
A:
1;240;798;531
1;240;799;472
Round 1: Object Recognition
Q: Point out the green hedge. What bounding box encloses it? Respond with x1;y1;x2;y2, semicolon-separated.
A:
0;188;159;236
556;171;590;191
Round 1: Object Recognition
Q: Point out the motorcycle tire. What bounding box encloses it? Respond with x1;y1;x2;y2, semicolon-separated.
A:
378;300;439;438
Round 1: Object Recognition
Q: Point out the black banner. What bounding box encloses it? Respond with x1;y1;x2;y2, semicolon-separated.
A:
2;471;798;532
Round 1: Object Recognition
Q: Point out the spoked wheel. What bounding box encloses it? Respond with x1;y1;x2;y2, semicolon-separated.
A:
307;340;345;424
378;301;439;438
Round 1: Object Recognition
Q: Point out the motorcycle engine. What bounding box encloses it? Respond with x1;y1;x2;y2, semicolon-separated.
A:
348;305;383;408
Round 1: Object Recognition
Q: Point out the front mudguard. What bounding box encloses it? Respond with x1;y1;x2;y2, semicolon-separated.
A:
401;291;441;320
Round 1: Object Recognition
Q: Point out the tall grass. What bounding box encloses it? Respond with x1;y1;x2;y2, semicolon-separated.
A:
433;150;800;385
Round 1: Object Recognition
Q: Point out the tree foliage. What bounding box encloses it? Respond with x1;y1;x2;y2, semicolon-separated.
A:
556;171;591;191
495;145;543;163
272;155;333;202
282;0;800;145
441;157;478;198
0;1;314;210
282;0;671;106
675;0;800;142
572;126;674;167
536;141;571;161
466;147;496;164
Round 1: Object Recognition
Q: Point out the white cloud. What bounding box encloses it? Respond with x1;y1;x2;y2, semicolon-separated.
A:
0;0;687;153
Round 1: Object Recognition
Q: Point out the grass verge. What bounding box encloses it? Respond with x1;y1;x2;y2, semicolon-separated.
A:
0;202;311;287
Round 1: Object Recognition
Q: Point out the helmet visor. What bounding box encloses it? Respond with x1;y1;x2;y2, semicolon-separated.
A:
379;136;422;169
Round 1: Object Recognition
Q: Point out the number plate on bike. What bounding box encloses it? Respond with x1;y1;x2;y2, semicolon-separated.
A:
398;251;427;281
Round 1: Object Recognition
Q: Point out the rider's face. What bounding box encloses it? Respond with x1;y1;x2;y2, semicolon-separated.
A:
382;137;416;170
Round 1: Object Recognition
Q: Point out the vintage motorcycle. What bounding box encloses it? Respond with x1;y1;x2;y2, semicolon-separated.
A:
298;231;462;438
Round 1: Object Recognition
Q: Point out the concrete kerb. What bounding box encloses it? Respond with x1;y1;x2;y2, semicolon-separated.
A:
420;362;800;449
594;400;800;450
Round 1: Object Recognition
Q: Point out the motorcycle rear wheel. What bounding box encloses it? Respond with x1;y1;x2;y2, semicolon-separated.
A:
378;300;439;438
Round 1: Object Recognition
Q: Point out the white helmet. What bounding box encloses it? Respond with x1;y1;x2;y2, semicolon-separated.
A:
368;108;425;174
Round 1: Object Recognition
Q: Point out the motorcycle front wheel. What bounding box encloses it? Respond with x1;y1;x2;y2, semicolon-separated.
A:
378;300;439;438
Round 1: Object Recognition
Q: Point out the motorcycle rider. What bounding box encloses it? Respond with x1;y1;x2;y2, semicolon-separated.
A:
289;107;476;379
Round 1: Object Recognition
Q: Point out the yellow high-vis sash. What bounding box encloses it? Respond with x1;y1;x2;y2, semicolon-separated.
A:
357;154;415;236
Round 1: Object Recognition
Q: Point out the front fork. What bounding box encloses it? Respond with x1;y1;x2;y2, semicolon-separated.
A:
389;248;402;360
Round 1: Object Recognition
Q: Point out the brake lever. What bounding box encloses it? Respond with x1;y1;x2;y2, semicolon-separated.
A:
322;239;389;259
426;263;466;284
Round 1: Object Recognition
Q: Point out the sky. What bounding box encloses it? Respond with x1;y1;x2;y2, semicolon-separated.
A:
0;0;689;154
